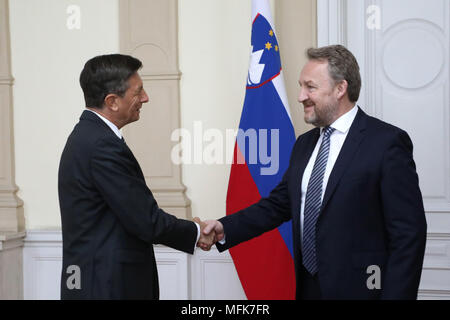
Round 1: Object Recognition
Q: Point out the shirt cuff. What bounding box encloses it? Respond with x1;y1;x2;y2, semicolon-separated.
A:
194;222;201;250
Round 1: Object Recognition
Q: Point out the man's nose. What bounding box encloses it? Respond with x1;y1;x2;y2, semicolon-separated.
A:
141;89;149;103
298;87;308;103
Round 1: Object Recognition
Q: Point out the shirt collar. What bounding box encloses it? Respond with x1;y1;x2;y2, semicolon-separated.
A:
85;109;122;139
322;105;358;134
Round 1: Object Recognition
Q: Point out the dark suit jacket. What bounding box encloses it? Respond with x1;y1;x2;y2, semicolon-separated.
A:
216;107;427;299
58;110;197;300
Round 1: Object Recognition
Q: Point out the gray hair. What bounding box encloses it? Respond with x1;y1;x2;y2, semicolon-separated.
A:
306;45;361;102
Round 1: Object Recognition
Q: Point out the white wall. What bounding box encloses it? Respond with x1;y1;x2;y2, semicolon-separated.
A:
179;0;266;222
9;0;119;229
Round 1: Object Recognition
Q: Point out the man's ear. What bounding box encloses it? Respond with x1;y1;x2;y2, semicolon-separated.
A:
104;93;119;112
335;80;348;100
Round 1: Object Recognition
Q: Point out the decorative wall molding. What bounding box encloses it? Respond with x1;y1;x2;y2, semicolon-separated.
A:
22;230;450;299
0;231;26;250
191;247;246;300
0;0;24;233
0;77;13;86
23;230;246;300
0;0;25;300
22;230;62;300
118;0;191;219
0;231;25;299
317;0;347;47
319;1;450;214
153;244;190;299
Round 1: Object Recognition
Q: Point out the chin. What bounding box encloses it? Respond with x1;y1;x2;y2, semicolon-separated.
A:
304;114;316;125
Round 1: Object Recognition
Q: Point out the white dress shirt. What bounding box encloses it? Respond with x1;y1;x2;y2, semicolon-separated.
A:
299;105;358;242
86;109;201;248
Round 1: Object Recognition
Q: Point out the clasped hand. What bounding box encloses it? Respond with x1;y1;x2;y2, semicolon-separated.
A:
193;217;224;251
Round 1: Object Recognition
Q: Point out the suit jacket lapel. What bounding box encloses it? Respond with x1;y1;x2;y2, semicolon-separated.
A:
320;107;367;213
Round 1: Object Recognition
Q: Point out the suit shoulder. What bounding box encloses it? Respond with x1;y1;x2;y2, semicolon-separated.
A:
70;119;117;146
61;119;122;164
365;113;409;138
364;113;414;151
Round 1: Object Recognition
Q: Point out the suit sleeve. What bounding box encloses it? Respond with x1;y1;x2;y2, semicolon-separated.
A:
380;130;427;299
90;137;197;254
216;137;301;252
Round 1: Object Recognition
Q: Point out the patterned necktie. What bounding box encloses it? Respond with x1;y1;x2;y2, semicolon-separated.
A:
302;126;335;275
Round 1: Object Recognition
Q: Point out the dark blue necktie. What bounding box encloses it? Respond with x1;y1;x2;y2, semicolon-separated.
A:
302;126;335;275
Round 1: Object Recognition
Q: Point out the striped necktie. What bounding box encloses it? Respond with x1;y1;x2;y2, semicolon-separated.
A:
302;126;335;275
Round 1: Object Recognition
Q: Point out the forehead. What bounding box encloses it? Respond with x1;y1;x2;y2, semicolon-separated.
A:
299;60;330;83
127;72;143;88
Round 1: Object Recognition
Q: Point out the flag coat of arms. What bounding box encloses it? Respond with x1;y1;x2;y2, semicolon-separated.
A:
226;0;296;299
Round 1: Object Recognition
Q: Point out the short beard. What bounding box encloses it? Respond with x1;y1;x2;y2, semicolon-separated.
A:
305;103;338;127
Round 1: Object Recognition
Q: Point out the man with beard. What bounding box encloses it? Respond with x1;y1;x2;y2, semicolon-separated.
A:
200;45;427;300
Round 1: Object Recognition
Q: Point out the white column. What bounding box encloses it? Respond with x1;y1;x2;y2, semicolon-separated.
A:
0;0;25;299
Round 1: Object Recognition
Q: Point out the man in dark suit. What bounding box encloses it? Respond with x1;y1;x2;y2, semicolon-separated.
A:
58;54;212;299
201;45;427;299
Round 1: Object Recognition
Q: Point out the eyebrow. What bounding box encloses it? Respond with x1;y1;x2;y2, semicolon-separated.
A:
299;80;317;86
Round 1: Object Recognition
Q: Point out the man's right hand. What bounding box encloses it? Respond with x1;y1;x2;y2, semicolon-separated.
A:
202;220;224;243
193;218;225;251
193;217;215;251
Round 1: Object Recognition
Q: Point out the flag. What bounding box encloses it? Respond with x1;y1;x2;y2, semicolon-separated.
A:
226;0;296;299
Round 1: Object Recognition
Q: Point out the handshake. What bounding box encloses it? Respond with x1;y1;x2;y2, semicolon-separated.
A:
193;217;225;251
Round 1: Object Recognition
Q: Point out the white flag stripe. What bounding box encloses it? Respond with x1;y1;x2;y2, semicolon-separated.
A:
251;0;293;123
272;70;293;122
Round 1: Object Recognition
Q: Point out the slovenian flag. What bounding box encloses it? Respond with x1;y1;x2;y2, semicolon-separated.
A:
226;0;296;299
